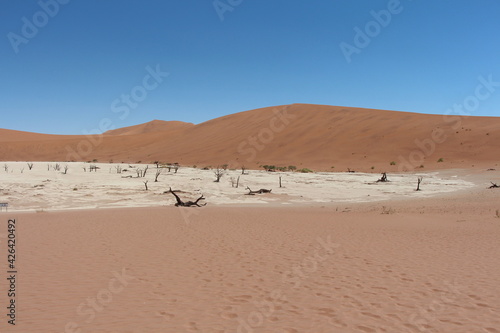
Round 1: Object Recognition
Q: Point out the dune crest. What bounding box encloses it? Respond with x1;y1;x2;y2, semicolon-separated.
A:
1;104;499;171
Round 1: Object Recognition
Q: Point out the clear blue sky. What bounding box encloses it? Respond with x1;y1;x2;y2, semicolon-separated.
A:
1;0;500;134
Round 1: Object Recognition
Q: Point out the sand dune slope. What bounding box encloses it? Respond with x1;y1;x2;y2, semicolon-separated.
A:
1;104;500;171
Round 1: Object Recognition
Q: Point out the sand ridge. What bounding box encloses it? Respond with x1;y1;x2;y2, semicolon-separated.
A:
1;104;500;171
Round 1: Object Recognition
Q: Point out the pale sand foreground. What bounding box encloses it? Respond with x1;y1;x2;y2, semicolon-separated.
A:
0;184;499;333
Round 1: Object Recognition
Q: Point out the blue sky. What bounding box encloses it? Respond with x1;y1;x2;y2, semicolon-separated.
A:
1;0;500;134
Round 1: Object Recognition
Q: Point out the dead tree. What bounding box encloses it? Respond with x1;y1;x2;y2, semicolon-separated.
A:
230;176;241;188
416;177;423;191
27;163;34;170
115;165;122;174
4;164;8;172
54;163;61;171
143;165;149;177
63;165;69;174
154;168;162;182
377;172;388;182
489;182;499;189
245;187;272;195
20;168;24;173
241;165;247;175
174;165;179;173
279;176;282;188
143;181;149;191
164;187;206;207
347;168;355;173
214;166;224;182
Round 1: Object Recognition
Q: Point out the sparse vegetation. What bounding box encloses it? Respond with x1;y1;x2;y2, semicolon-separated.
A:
262;165;276;172
437;158;444;163
299;168;313;173
214;166;224;182
390;161;396;165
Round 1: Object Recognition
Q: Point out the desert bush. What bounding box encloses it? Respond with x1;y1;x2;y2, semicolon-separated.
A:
437;158;444;162
390;161;396;165
299;168;313;173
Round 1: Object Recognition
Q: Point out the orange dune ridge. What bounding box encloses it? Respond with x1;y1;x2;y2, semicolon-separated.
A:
1;104;499;171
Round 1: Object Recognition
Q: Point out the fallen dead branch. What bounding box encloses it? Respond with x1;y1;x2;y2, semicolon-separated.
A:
164;187;206;207
245;187;272;195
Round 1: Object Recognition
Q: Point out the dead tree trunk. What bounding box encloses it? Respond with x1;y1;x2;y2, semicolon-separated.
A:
416;177;423;191
164;187;206;207
245;187;272;195
377;172;388;182
27;163;34;170
143;165;149;177
155;169;162;182
489;182;499;189
279;176;282;188
143;181;148;191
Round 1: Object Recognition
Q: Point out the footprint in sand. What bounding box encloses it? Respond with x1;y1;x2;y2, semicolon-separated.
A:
156;311;174;320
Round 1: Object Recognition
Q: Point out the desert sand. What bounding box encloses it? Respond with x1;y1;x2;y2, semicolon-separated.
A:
0;179;499;332
1;106;499;332
1;104;500;172
0;164;499;332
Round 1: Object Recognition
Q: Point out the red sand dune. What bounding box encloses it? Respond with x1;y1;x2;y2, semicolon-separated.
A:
1;104;499;171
